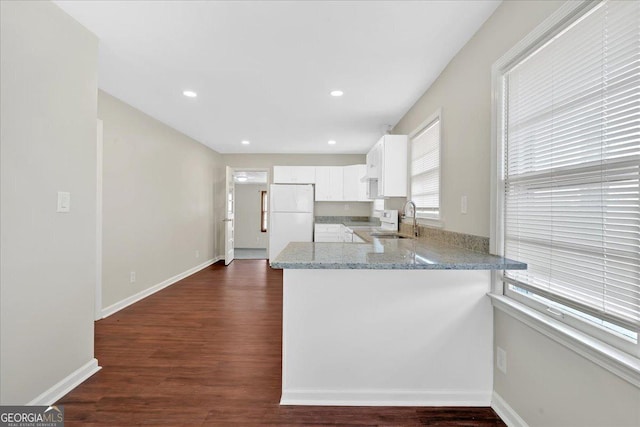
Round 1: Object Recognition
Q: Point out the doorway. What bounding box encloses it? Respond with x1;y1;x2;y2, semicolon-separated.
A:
231;169;269;260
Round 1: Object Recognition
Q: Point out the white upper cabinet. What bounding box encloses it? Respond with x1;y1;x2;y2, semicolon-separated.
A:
365;142;382;181
366;135;408;198
273;166;316;184
274;164;370;202
343;164;368;201
315;166;344;201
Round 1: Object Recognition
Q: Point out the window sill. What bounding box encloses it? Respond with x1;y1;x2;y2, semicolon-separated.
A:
488;293;640;389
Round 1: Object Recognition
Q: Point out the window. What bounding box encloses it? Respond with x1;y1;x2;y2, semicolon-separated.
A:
410;111;441;219
261;190;268;232
494;0;640;353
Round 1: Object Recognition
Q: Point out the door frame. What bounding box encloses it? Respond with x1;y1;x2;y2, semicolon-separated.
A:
95;119;103;320
224;166;235;265
224;167;271;262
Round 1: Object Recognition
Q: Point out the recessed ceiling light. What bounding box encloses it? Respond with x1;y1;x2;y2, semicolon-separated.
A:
183;90;197;98
330;90;344;97
241;140;250;145
328;140;337;145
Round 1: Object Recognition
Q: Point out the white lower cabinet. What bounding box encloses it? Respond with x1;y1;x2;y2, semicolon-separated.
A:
314;224;366;243
314;224;343;242
352;234;365;243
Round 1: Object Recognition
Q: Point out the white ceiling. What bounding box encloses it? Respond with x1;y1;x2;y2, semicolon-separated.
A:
55;0;501;154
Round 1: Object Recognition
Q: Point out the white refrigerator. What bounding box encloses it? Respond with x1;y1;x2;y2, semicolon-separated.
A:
269;184;314;264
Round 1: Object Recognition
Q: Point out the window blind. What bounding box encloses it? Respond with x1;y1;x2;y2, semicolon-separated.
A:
411;118;440;215
503;0;640;330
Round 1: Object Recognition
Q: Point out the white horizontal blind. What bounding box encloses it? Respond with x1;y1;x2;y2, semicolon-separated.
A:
411;117;440;215
503;0;640;330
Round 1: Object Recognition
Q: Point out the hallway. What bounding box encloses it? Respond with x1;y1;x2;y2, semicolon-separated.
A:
58;260;505;426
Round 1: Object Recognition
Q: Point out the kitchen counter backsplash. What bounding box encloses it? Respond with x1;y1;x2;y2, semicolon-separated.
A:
400;223;490;254
315;216;381;227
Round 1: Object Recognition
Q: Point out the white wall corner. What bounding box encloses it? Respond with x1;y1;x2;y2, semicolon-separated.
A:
491;391;529;427
27;358;101;406
101;257;220;318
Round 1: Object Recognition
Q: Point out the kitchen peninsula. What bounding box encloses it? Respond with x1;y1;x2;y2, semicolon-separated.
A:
271;231;526;407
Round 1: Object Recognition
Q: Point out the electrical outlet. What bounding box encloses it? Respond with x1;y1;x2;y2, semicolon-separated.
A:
497;347;507;374
461;195;468;214
130;271;136;284
195;250;200;258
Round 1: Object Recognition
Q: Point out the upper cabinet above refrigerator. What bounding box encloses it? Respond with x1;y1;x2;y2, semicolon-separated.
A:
273;166;316;184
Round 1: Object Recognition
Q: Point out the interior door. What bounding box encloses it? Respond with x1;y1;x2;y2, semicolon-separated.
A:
224;166;235;265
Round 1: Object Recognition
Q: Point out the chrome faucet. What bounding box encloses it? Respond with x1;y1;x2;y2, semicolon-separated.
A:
402;200;419;238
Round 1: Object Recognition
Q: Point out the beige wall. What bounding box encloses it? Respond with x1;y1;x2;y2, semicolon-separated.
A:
234;183;268;248
494;310;640;427
393;0;566;238
99;91;222;309
393;0;640;424
0;1;98;404
316;202;372;217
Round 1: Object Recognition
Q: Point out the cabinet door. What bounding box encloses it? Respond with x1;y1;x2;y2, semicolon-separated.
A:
379;135;408;197
315;166;343;201
343;166;356;201
314;224;342;242
314;167;331;201
294;166;316;184
355;164;368;201
366;140;382;181
343;164;368;201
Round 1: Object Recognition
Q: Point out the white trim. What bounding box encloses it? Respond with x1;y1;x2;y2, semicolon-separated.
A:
95;119;103;321
491;391;529;427
280;389;491;407
27;359;101;405
407;109;442;139
490;294;640;389
101;258;220;318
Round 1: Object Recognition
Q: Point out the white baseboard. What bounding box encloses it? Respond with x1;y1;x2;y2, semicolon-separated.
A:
491;391;528;427
28;358;101;406
280;389;492;406
101;257;220;318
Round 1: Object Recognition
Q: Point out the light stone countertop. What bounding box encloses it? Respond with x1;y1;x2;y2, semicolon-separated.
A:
271;228;527;270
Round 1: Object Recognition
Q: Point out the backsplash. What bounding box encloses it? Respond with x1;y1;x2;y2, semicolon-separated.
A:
314;202;372;217
399;223;490;254
316;216;380;225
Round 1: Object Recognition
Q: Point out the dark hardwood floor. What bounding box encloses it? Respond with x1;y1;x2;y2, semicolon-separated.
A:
58;260;506;426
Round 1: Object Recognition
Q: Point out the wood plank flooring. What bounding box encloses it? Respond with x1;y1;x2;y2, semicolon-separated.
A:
58;260;506;426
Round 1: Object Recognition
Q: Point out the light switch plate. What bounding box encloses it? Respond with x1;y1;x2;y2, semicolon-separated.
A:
57;191;71;213
461;195;468;215
497;347;507;374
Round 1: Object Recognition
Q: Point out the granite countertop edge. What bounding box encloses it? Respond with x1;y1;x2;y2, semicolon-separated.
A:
271;236;527;271
270;261;526;270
